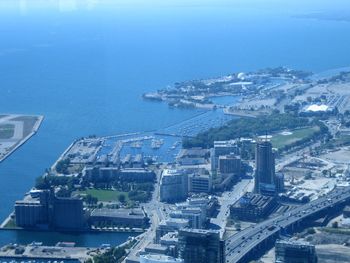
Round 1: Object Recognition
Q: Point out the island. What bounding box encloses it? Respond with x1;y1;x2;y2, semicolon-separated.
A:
0;114;44;162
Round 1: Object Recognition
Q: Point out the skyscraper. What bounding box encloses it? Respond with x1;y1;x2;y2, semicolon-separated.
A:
254;139;276;195
178;229;224;263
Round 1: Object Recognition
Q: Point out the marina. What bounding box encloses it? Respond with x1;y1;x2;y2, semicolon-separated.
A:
57;108;239;166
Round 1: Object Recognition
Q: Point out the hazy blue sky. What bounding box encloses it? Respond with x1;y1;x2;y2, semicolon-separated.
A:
0;0;349;15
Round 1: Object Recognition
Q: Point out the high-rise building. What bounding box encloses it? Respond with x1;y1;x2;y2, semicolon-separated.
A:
160;169;188;203
218;154;241;175
15;200;47;228
275;172;285;193
14;189;86;231
254;139;276;195
275;239;317;263
178;229;224;263
52;196;85;230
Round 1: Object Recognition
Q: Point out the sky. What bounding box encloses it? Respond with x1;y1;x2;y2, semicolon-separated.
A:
0;0;349;15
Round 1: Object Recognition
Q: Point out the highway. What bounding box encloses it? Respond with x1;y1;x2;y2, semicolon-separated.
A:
225;186;350;263
211;178;254;238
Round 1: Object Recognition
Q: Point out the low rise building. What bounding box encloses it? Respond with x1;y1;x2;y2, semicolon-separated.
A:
211;140;239;171
160;232;179;258
177;148;209;165
156;218;189;243
343;205;350;218
230;192;277;222
188;173;212;193
160;232;179;247
140;254;184;263
170;209;204;229
170;197;208;229
144;244;169;255
89;208;149;228
118;168;155;182
84;166;155;182
275;239;318;263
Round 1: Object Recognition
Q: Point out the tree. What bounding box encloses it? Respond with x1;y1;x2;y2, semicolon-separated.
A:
183;113;313;149
55;159;70;174
307;228;316;235
35;176;50;189
234;223;241;231
84;194;98;206
118;194;126;203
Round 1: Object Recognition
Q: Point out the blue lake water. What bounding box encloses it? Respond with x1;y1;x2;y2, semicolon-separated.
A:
0;0;350;247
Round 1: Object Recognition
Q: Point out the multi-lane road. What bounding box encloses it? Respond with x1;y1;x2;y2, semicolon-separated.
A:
124;169;165;262
211;178;254;238
225;186;350;263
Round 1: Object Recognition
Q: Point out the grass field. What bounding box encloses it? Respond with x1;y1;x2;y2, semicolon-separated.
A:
0;124;15;139
271;126;320;149
3;218;17;229
79;189;130;203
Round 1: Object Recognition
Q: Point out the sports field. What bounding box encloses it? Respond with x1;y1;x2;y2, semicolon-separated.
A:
79;189;129;203
271;126;320;149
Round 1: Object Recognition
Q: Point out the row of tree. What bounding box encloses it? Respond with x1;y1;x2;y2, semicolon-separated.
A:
183;113;312;148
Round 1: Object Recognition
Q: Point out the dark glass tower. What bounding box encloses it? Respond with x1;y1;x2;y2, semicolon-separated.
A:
254;140;276;195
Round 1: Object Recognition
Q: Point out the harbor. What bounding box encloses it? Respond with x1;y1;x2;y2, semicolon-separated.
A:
51;107;239;169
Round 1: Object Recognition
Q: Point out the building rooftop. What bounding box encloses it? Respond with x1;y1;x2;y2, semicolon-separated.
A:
162;169;184;177
276;239;315;248
144;244;168;253
140;254;184;262
306;104;329;112
232;192;275;209
177;148;209;158
91;208;145;219
214;140;237;147
161;232;178;243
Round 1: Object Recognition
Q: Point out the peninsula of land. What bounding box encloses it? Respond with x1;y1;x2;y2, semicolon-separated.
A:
0;114;44;162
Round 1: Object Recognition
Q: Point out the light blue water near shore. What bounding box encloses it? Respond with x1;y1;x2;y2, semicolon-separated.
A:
0;0;350;247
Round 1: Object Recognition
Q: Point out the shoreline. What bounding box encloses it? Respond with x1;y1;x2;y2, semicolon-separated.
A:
223;107;258;118
0;226;144;234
